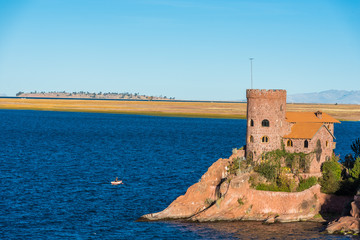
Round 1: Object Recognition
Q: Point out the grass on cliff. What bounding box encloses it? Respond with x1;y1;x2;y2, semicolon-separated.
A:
248;138;360;195
236;145;320;192
247;147;316;192
251;173;318;193
296;177;318;192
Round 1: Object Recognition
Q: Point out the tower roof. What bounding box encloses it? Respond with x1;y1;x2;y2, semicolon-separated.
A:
286;111;340;123
246;89;286;99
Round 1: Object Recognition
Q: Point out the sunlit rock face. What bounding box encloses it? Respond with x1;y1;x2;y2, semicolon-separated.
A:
140;151;350;223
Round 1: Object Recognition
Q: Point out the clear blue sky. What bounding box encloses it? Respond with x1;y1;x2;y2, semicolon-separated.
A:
0;0;359;100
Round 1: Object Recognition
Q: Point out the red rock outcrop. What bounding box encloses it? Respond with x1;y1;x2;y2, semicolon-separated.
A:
326;196;360;234
190;177;321;222
350;200;360;218
140;151;242;220
326;217;360;234
140;151;351;222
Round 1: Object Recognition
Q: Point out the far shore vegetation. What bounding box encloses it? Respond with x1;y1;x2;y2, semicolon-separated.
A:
16;91;175;100
1;97;360;121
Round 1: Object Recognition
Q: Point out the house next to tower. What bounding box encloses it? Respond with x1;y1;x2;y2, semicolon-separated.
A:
245;89;340;174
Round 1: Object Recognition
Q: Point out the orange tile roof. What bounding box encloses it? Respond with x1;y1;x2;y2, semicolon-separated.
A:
286;112;340;123
283;122;325;139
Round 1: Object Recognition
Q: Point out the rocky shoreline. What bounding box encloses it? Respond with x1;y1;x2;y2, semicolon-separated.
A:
139;151;352;224
326;195;360;234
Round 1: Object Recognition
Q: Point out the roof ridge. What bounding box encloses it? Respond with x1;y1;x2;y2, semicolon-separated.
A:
285;111;340;123
283;122;330;139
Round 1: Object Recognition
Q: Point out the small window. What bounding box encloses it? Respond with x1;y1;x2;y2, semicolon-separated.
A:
280;104;283;111
326;141;329;147
247;151;253;160
249;135;254;143
304;140;309;148
287;139;293;147
326;156;330;161
262;119;270;127
250;119;254;127
262;136;269;143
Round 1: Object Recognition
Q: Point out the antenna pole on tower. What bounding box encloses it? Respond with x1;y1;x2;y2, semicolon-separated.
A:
249;58;254;89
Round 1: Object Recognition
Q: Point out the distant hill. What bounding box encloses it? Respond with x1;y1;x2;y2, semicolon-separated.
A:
287;90;360;104
16;91;174;101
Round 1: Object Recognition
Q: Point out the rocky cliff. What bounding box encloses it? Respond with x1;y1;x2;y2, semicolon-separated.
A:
140;151;351;223
326;195;360;234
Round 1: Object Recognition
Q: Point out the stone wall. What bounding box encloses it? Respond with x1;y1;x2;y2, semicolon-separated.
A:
309;126;335;173
246;89;287;161
284;126;335;173
245;89;337;174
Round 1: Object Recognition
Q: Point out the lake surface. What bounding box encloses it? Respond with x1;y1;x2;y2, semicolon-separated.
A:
0;109;359;239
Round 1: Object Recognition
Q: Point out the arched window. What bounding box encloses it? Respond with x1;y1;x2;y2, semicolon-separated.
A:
287;139;293;147
304;140;309;148
262;136;269;143
249;135;254;143
262;119;270;127
250;119;254;127
247;151;253;161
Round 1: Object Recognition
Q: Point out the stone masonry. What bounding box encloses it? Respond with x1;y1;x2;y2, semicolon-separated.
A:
245;89;340;174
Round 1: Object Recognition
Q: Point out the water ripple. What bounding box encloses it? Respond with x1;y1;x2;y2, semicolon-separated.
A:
0;110;358;239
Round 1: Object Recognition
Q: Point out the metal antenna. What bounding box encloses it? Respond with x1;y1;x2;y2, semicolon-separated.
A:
249;58;254;89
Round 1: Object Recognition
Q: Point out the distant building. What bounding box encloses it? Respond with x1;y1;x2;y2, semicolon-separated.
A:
245;89;340;174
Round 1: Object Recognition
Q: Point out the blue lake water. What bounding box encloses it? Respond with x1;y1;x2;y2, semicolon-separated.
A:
0;109;359;239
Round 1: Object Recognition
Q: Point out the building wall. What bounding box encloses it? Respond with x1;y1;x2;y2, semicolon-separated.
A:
283;126;335;173
325;123;334;135
308;127;335;173
246;89;287;161
245;89;336;174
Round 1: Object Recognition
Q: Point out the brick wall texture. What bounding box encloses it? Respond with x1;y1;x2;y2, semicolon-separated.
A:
245;89;336;174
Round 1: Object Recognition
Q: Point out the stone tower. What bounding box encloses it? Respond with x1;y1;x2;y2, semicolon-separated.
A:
246;89;287;161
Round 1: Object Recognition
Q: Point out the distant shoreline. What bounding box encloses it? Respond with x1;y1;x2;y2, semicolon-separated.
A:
15;91;175;101
0;96;245;104
1;97;359;121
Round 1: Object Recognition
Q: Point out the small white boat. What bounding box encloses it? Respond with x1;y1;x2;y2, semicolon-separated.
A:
111;179;123;185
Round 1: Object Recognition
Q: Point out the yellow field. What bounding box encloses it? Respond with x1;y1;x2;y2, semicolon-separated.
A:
0;98;360;121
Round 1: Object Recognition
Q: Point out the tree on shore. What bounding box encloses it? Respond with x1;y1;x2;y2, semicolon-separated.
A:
351;138;360;159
